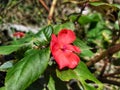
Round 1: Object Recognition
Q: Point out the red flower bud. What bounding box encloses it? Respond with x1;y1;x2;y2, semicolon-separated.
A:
13;32;25;38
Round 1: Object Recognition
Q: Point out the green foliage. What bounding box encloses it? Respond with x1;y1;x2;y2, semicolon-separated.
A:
0;61;13;71
1;0;120;89
10;25;53;50
5;48;50;90
78;13;101;25
0;45;22;55
53;22;75;34
35;25;53;46
56;61;103;90
0;22;104;90
74;38;94;58
47;75;56;90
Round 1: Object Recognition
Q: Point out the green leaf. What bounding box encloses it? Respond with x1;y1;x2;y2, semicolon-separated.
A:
113;4;120;9
78;13;101;25
35;25;53;46
47;75;56;90
68;14;78;22
0;45;22;55
114;21;120;30
90;2;120;10
56;61;103;90
0;61;13;71
5;48;50;90
102;30;112;42
90;2;106;6
11;35;33;45
53;22;75;34
78;15;92;25
0;87;5;90
74;38;94;58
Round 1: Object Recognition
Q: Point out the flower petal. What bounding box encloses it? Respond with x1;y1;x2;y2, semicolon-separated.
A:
66;52;80;68
52;49;69;69
52;49;80;69
58;29;76;44
50;34;59;52
65;44;81;53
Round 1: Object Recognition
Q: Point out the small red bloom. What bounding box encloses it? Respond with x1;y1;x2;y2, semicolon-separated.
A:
50;29;81;69
13;32;25;38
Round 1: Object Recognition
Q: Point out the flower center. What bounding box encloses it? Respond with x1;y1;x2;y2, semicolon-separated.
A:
61;45;67;52
61;45;72;52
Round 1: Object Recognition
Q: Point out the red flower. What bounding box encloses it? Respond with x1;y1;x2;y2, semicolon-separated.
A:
50;29;81;69
13;32;25;38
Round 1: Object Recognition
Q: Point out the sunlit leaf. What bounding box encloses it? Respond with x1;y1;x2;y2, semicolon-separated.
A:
0;87;5;90
90;2;105;6
0;45;22;55
0;61;13;71
35;25;53;46
47;75;55;90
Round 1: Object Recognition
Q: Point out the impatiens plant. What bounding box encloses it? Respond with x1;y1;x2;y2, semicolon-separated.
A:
1;0;120;89
0;23;103;90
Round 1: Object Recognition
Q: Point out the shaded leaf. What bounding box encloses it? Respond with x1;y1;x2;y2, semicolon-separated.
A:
5;48;50;90
56;61;103;90
90;2;119;22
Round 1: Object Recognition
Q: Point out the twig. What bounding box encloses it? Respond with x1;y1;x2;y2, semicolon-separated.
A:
98;77;120;87
103;72;120;77
86;43;120;67
39;0;49;12
99;59;108;77
48;0;57;25
74;1;88;23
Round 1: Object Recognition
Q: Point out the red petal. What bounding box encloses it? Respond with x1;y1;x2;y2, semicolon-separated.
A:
52;49;80;69
50;34;59;52
66;52;80;68
58;29;76;44
65;44;81;53
52;49;69;69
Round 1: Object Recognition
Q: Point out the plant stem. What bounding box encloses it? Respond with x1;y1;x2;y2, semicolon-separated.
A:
48;0;57;25
86;43;120;67
39;0;49;12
